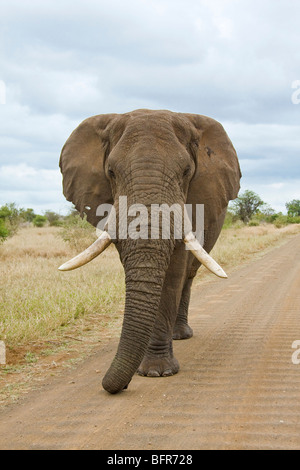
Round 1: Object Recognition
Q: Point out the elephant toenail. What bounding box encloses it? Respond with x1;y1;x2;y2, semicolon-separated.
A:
147;370;160;377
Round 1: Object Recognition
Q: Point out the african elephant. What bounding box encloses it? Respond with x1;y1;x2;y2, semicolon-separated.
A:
59;109;241;394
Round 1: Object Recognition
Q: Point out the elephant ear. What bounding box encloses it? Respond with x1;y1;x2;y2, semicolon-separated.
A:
184;114;241;227
59;114;117;227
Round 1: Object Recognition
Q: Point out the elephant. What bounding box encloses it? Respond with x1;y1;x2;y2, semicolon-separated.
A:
58;109;241;394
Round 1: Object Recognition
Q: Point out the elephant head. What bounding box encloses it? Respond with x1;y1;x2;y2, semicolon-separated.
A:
59;109;241;394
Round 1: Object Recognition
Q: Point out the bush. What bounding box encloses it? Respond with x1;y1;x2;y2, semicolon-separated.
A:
33;215;47;227
60;212;96;251
19;207;36;223
270;214;300;228
0;219;9;242
272;214;288;228
287;215;300;224
248;219;260;226
0;203;23;240
44;211;63;227
223;210;236;229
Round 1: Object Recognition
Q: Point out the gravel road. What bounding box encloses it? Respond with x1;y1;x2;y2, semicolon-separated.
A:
0;234;300;450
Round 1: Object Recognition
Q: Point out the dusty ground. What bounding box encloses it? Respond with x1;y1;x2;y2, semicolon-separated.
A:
0;233;300;450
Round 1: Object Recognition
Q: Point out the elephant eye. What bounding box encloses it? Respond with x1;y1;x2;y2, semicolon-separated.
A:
183;166;191;177
108;167;116;179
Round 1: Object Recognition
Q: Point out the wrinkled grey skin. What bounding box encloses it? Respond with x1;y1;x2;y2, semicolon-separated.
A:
60;109;241;394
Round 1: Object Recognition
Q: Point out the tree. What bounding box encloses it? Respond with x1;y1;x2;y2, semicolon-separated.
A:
44;210;62;226
286;199;300;217
20;207;36;223
231;190;264;223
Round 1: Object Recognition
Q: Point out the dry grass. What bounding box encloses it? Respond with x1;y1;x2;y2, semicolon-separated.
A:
1;223;299;354
195;223;300;285
0;227;125;351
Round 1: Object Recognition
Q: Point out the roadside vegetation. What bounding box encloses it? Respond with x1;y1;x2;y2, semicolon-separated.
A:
1;192;300;243
0;191;300;370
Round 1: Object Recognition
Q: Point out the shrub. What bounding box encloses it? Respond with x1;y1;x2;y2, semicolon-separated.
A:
223;210;238;229
44;211;63;227
0;219;9;242
248;219;260;226
0;203;23;240
287;215;300;224
33;215;47;227
19;208;36;223
273;214;288;228
60;212;96;251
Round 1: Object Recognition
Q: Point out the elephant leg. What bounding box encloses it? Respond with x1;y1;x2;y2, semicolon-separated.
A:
172;277;194;340
173;220;227;340
172;254;200;339
137;299;180;377
137;244;189;378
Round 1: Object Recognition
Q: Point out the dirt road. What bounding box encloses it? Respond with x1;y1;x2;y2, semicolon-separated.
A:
0;234;300;450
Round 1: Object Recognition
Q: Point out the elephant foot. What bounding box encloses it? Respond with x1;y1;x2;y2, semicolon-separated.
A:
137;355;179;378
172;323;193;340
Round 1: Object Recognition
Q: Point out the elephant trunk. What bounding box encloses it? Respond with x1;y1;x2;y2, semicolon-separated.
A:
102;241;172;394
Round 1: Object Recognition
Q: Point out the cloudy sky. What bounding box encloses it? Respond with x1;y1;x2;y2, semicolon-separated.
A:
0;0;299;215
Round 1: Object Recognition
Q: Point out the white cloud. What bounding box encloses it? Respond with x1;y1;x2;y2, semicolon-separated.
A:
0;164;59;188
0;164;69;214
239;179;300;214
0;0;300;213
268;183;285;190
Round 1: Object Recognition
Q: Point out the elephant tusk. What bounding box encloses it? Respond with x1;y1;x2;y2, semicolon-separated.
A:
183;232;227;279
58;230;112;271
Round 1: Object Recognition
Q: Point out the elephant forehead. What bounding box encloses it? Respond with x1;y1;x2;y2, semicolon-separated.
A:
126;112;174;136
104;111;200;171
116;113;192;152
